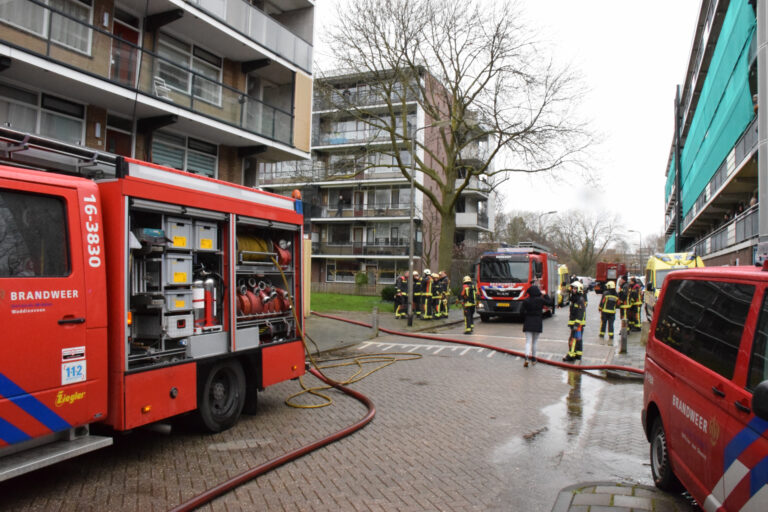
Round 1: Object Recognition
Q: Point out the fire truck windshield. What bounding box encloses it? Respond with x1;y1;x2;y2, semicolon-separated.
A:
479;258;529;283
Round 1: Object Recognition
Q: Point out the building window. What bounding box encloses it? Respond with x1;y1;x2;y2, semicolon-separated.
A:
0;84;84;144
152;131;218;178
326;259;357;282
328;224;350;245
157;34;222;105
0;82;37;133
0;0;92;54
40;94;85;144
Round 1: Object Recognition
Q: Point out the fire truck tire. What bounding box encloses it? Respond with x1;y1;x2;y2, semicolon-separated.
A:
650;418;682;492
479;313;490;322
197;360;246;432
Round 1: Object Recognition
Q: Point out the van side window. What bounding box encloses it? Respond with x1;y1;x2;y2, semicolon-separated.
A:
748;291;768;391
0;189;69;277
654;279;754;380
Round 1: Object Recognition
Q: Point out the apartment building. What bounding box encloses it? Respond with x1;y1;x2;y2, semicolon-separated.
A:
0;0;313;179
664;0;758;265
260;70;495;288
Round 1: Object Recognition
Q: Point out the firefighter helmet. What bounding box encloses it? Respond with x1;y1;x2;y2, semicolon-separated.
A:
463;275;471;283
606;281;615;290
423;269;431;276
571;281;584;293
412;271;419;277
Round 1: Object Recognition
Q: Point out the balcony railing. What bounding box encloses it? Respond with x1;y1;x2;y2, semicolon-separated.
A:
313;85;419;111
312;124;413;147
681;118;758;231
459;140;491;164
688;206;758;257
315;241;422;257
0;0;293;145
259;162;407;184
318;203;411;218
455;176;491;196
186;0;312;72
456;211;489;229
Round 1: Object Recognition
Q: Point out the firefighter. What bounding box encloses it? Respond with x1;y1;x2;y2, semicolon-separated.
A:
563;280;586;362
459;275;477;334
412;271;422;317
422;269;434;319
394;273;408;319
598;280;619;342
627;277;640;332
631;277;643;331
436;271;450;318
617;275;630;328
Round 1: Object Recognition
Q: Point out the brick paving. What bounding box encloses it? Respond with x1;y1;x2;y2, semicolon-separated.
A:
0;302;695;511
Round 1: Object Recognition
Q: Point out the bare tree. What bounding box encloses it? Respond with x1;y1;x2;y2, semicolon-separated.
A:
320;0;591;271
550;210;619;275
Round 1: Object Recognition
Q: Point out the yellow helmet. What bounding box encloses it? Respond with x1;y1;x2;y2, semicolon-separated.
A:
571;281;583;293
463;275;471;283
606;281;615;290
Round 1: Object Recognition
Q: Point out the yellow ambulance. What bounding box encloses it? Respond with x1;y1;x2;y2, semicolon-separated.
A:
644;252;704;320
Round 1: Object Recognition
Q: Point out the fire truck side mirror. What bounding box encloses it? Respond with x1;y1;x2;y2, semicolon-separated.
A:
753;380;768;420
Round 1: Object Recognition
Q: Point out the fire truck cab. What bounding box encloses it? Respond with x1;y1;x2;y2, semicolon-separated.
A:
0;158;305;481
474;242;557;321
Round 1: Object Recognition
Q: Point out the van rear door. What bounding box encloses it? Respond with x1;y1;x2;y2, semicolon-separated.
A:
0;173;102;447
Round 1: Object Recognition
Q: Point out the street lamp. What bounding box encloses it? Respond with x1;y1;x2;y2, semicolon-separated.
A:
628;229;643;275
537;210;557;235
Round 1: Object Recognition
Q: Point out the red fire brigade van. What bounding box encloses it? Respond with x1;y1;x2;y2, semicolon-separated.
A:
474;242;558;321
643;265;768;510
0;157;305;481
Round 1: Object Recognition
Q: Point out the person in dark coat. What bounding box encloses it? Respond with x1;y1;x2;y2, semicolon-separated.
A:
522;284;553;367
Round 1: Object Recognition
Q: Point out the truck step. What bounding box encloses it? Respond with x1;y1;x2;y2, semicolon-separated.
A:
0;434;113;482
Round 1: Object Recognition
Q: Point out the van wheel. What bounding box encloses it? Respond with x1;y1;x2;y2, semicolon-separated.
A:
480;314;490;322
197;360;246;432
650;418;682;492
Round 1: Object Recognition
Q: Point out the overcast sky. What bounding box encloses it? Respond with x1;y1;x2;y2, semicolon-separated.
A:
313;0;701;247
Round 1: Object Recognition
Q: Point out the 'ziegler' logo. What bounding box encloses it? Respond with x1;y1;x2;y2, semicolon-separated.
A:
56;390;86;407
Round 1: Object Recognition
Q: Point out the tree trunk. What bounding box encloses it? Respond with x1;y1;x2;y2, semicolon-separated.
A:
438;213;456;272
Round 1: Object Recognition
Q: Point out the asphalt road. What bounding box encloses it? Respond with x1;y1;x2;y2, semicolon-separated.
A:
0;294;696;511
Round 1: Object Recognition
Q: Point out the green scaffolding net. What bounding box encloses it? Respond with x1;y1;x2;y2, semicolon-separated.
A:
665;0;756;252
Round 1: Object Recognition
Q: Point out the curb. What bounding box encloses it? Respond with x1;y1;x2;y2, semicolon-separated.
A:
551;481;691;512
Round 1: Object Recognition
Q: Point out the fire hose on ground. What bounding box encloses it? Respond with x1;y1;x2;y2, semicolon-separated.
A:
171;309;644;510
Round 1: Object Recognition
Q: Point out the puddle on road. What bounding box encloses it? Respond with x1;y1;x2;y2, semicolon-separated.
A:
494;370;601;463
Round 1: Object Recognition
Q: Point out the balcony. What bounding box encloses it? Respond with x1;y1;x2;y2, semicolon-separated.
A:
315;203;411;219
0;2;294;149
313;84;419;111
455;175;491;199
459;140;491;165
678;117;758;238
116;0;313;72
259;160;408;185
456;211;489;230
314;240;422;257
688;205;758;257
312;127;411;148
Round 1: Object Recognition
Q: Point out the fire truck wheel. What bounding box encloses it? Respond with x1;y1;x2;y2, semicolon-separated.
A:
479;314;490;322
197;360;246;432
650;418;682;492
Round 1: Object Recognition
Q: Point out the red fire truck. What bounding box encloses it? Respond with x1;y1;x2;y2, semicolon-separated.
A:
594;261;627;294
0;157;305;481
474;242;558;321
